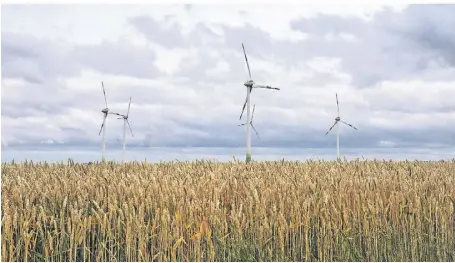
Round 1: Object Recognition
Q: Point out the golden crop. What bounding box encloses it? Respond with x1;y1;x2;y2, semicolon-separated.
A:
2;159;455;261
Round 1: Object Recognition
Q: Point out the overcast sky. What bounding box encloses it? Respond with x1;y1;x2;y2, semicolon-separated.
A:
2;3;455;149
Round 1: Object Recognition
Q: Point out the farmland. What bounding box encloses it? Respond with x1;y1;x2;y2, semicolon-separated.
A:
2;160;455;261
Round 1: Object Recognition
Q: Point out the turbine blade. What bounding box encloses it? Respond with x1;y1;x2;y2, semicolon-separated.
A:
102;81;108;108
239;87;252;120
242;43;252;80
254;84;280;90
98;123;104;135
340;120;357;130
127;97;131;117
251;124;260;139
336;93;339;116
325;121;338;135
99;116;106;135
239;96;247;120
126;119;133;137
251;104;256;123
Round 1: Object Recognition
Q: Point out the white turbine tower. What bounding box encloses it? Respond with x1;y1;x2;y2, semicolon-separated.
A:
239;104;260;140
325;93;358;159
239;43;280;163
98;81;111;162
111;97;133;164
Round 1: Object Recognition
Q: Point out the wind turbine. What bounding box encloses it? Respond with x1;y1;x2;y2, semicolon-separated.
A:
98;81;111;162
239;43;280;163
111;97;133;164
238;104;260;140
325;93;358;159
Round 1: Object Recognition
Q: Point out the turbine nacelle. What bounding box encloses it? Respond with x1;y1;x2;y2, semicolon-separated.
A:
117;114;128;120
244;80;254;87
101;108;109;114
335;116;341;121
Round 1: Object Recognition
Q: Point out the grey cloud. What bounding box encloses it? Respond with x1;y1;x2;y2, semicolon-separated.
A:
74;40;162;79
290;14;369;37
1;77;103;120
1;31;81;83
1;101;65;119
139;119;455;148
287;5;455;87
389;5;455;66
184;4;192;12
186;23;222;46
129;16;186;48
2;31;163;84
1;80;85;122
129;15;222;49
221;24;274;61
364;94;455;114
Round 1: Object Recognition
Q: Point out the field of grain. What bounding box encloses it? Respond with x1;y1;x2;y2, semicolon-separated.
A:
2;159;455;261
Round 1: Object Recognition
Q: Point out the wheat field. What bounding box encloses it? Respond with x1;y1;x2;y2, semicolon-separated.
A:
1;159;455;261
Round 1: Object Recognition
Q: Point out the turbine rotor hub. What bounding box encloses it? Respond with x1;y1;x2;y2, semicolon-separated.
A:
102;108;109;113
335;117;341;121
244;80;254;87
